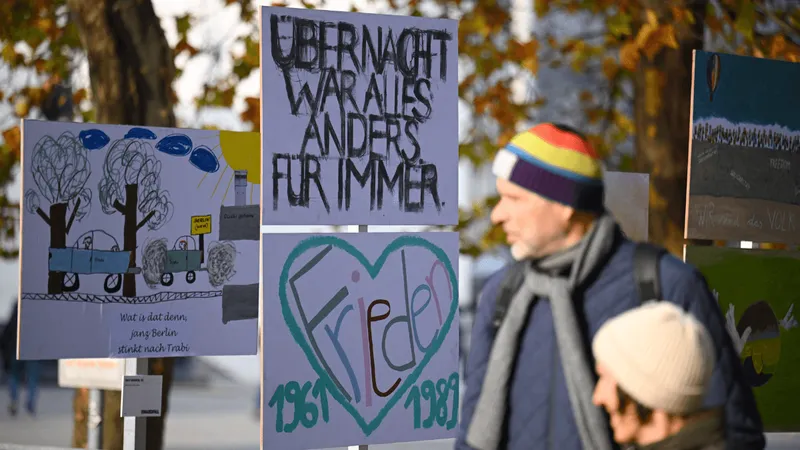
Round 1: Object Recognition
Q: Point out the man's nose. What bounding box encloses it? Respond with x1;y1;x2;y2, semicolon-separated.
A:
490;202;503;224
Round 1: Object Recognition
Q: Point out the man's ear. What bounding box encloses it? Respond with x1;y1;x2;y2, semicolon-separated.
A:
558;203;577;224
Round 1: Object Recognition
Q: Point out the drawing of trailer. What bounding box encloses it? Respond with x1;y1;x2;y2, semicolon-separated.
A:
159;235;206;286
48;230;139;294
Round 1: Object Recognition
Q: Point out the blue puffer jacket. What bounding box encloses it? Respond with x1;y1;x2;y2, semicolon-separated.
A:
456;235;765;450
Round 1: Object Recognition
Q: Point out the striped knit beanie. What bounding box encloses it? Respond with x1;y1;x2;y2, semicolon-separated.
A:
492;123;605;213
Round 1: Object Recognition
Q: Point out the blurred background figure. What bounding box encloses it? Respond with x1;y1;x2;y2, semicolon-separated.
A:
1;302;39;417
592;302;722;450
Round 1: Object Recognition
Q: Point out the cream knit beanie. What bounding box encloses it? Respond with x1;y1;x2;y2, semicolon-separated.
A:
592;302;715;415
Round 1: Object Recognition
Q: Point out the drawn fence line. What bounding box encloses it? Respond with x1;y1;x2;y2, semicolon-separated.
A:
21;290;222;304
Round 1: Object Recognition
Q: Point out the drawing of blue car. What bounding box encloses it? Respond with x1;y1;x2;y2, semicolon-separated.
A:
48;230;133;293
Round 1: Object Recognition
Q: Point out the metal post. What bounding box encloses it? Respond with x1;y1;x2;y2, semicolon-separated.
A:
87;389;103;449
122;358;148;450
348;225;368;450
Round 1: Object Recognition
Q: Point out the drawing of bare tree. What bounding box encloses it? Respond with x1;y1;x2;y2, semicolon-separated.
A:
24;133;92;295
98;138;173;297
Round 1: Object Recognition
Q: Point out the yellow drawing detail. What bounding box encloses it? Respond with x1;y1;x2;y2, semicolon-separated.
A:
191;215;212;235
219;131;260;184
741;337;781;375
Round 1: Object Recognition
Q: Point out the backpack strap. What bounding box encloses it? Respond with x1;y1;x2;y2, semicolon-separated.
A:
490;243;666;336
491;261;527;336
633;243;667;304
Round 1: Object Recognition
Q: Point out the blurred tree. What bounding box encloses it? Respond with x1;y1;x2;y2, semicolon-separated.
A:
467;0;799;254
0;0;176;448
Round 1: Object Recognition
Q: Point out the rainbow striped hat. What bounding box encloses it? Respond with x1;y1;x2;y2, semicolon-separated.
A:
492;123;605;213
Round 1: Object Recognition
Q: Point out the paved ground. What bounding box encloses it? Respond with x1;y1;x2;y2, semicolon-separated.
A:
0;385;454;450
1;385;799;449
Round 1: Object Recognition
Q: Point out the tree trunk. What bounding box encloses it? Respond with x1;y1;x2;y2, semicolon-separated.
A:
47;202;67;294
632;0;707;255
66;0;176;448
122;184;139;298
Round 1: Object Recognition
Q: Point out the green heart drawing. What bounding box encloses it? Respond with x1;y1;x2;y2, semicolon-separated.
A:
279;235;458;436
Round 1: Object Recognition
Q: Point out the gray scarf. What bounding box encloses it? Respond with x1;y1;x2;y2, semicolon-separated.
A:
466;213;619;450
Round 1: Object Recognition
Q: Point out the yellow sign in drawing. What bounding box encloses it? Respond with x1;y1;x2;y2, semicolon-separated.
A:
191;215;212;235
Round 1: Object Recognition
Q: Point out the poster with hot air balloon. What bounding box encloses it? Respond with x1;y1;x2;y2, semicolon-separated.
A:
18;119;260;360
684;245;800;431
685;51;800;244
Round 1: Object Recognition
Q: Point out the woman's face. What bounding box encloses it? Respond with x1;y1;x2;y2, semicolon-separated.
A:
592;362;645;444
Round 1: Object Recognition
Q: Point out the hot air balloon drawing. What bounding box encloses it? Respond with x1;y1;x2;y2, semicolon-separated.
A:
707;53;721;102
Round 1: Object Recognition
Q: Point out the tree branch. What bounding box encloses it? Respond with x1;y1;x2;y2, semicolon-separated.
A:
601;71;623;136
137;211;155;231
754;5;800;43
66;198;81;234
36;207;51;226
113;200;125;213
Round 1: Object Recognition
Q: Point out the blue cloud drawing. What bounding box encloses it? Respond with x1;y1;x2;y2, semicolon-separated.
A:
125;127;157;140
155;134;193;156
78;129;110;150
189;146;220;173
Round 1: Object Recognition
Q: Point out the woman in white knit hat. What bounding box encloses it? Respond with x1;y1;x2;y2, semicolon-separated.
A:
591;302;724;450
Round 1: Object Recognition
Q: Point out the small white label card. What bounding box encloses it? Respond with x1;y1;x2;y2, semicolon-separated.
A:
121;375;163;417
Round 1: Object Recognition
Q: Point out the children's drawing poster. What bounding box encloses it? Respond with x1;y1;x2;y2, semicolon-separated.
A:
260;6;459;226
262;232;459;449
18;119;260;359
686;51;800;243
685;245;800;431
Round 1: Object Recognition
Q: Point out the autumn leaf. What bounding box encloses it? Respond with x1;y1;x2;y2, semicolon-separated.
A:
602;56;619;79
241;96;260;131
2;127;20;157
734;1;757;41
613;111;635;134
521;53;539;75
175;14;192;38
607;13;633;38
619;41;640;71
534;0;550;16
1;44;17;64
586;107;605;124
645;9;659;28
642;24;679;60
174;39;199;57
634;22;657;49
770;35;787;58
14;99;30;117
705;14;723;33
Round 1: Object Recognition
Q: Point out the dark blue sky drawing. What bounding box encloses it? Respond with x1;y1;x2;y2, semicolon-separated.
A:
125;127;157;140
78;129;110;150
156;134;193;156
189;146;220;173
693;50;800;132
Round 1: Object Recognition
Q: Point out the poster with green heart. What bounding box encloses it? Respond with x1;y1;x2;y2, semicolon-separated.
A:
685;245;800;431
262;232;460;449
